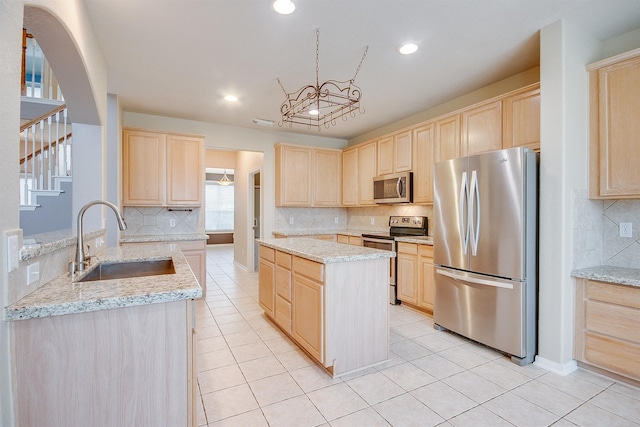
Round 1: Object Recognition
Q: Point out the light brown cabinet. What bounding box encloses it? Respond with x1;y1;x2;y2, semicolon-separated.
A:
588;50;640;199
122;129;204;207
397;242;418;305
503;85;540;151
337;234;362;246
357;141;377;206
274;251;292;334
396;242;435;314
575;278;640;382
434;114;461;162
377;131;412;176
412;123;435;204
275;144;342;207
292;268;324;362
342;147;359;206
461;100;502;156
258;246;275;317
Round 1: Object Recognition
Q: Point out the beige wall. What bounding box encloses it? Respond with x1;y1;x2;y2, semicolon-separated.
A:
206;149;236;170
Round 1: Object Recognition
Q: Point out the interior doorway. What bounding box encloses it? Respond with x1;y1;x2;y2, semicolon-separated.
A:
249;169;261;272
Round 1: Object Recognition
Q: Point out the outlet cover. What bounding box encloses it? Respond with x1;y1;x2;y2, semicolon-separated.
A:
334;217;339;224
170;218;176;227
289;217;294;225
27;262;39;286
620;222;633;238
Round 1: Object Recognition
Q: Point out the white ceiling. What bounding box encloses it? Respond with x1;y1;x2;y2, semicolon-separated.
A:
83;0;640;141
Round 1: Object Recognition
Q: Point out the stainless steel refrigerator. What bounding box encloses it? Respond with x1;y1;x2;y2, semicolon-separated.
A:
433;147;537;365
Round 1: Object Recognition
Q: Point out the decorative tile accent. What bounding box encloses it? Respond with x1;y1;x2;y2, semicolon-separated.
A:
122;206;204;237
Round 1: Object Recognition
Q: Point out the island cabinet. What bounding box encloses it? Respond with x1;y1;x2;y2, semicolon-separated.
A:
12;299;196;426
587;49;640;199
258;240;391;377
575;278;640;382
123;128;204;207
396;242;435;314
275;143;342;207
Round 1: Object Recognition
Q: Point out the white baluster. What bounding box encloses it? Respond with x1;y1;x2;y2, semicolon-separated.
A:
63;108;69;176
47;115;52;190
39;120;44;189
31;124;36;196
23;128;29;204
29;39;36;97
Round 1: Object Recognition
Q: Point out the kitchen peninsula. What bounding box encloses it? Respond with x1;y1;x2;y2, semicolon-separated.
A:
6;243;201;426
257;237;395;378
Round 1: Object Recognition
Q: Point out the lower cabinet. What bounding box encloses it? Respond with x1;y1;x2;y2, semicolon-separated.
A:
258;244;389;377
336;234;362;246
575;278;640;382
12;299;195;426
396;242;435;314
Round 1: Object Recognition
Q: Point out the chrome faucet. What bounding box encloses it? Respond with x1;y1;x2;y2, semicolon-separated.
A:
74;200;127;273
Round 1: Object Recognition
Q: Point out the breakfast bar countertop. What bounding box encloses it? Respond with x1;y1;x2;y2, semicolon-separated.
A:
258;237;396;264
5;242;202;321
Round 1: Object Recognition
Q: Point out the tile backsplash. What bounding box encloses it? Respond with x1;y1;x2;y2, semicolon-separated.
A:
573;189;640;269
275;205;434;234
122;207;204;237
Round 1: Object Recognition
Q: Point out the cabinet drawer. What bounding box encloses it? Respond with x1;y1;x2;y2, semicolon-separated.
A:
586;280;640;309
275;265;292;301
418;245;433;258
584;332;640;380
349;236;362;246
586;300;640;343
293;256;324;283
398;242;418;255
259;246;275;262
276;251;292;269
336;234;349;244
275;295;292;334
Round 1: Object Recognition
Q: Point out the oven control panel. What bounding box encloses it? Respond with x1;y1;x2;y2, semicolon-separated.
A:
389;216;426;228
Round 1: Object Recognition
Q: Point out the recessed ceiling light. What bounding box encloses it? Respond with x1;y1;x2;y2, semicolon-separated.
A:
308;109;319;115
224;95;238;102
398;43;418;55
272;0;295;15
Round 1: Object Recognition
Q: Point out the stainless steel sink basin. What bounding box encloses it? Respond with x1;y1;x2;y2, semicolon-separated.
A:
78;258;176;282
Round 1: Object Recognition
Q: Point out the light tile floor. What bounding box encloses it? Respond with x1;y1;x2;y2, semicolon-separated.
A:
196;245;640;427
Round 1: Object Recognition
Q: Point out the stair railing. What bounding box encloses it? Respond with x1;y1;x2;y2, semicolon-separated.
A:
22;29;62;100
20;105;72;205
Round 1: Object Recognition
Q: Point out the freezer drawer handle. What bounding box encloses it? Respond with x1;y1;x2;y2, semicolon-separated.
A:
436;268;514;290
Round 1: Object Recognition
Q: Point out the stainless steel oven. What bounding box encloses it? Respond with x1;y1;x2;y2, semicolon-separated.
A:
362;216;428;304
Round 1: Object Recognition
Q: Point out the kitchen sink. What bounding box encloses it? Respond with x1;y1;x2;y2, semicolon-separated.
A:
78;258;176;282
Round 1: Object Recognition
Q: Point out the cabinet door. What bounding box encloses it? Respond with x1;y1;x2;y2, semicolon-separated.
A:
166;134;204;206
595;57;640;197
258;259;275;317
292;275;324;363
435;114;460;162
336;234;349;244
503;86;540;151
313;149;342;206
394;130;413;172
377;136;394;175
418;245;435;312
357;141;377;205
342;148;358;206
412;123;434;204
123;130;166;205
276;145;312;206
396;243;418;305
461;100;502;156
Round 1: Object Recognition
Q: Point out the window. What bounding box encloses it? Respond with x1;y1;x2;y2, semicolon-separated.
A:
205;179;234;231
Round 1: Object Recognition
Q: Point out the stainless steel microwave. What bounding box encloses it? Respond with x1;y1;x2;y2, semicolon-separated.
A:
373;172;413;204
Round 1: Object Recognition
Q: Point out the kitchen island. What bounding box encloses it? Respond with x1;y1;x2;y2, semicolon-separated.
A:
258;237;395;378
6;242;201;427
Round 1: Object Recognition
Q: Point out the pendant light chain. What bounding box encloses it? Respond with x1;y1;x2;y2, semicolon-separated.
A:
315;28;320;88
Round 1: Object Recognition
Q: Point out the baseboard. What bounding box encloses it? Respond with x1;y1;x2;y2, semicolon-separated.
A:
534;355;578;376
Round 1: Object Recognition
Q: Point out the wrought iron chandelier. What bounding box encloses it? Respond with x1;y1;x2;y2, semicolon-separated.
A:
277;29;369;131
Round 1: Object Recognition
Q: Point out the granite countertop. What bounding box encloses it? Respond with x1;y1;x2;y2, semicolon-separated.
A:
120;233;208;243
272;229;374;237
395;236;434;245
6;242;202;321
258;237;396;264
571;265;640;288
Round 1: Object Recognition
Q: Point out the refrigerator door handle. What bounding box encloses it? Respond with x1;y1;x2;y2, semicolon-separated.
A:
436;268;514;290
469;170;480;256
459;172;469;254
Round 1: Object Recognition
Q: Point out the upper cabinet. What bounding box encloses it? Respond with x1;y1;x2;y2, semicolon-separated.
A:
588;50;640;199
412;123;435;204
342;147;358;206
357;141;377;206
376;131;412;176
434;114;461;163
461;100;502;156
275;144;342;207
123;129;204;207
503;85;540;151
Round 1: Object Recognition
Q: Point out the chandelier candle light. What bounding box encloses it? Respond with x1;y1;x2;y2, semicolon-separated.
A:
277;29;368;130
